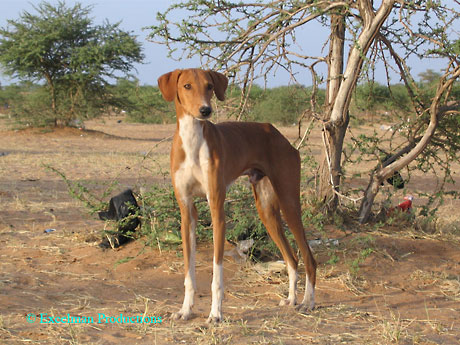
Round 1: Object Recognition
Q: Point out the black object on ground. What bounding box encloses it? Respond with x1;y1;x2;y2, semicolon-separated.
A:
98;189;140;248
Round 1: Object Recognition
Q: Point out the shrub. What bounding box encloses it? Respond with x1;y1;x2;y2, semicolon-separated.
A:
110;79;174;124
249;85;311;125
7;84;56;127
353;82;411;113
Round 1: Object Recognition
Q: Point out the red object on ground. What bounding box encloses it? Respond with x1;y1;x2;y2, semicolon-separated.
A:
396;200;412;212
397;195;414;212
388;195;414;215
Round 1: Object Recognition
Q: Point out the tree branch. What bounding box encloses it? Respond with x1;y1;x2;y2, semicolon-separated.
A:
329;0;396;126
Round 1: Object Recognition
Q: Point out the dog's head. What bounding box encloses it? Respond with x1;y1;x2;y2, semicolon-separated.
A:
158;69;228;120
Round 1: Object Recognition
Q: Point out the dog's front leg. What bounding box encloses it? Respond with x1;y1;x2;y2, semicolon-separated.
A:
206;189;226;323
172;197;197;321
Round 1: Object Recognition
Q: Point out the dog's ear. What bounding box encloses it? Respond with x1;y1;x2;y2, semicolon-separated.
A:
158;70;181;102
208;70;228;101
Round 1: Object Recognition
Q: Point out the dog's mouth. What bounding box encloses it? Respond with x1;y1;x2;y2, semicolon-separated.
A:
196;114;211;121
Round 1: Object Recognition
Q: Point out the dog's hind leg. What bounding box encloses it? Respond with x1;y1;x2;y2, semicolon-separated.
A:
270;153;317;312
251;175;300;306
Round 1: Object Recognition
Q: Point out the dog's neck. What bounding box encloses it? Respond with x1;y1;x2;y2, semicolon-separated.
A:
174;98;209;143
177;114;208;159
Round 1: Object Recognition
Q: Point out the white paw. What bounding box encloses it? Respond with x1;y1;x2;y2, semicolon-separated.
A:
279;298;296;307
206;312;223;324
171;309;192;321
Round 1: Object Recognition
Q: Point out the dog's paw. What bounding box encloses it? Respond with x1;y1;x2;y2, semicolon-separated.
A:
279;298;296;307
295;301;315;313
206;313;223;324
171;309;192;321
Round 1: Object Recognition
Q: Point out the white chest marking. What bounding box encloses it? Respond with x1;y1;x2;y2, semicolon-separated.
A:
174;115;211;200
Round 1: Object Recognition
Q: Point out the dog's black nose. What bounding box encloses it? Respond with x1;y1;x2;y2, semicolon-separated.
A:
199;106;212;117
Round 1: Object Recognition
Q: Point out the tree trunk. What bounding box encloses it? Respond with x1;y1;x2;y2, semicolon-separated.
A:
328;0;395;124
318;0;395;211
317;12;345;209
358;173;381;223
44;72;58;126
318;118;349;209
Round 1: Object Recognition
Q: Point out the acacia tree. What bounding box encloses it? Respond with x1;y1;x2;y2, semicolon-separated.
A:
358;57;460;222
0;1;144;125
149;0;459;218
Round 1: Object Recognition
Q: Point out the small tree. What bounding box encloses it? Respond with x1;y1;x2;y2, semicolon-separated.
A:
0;1;144;126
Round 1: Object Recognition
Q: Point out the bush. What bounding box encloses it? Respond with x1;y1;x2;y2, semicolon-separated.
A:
353;82;411;113
138;181;280;260
249;85;312;125
6;84;57;127
110;79;174;124
3;82;112;127
48;161;295;261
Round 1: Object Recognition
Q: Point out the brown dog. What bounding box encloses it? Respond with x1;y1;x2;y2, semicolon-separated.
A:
158;68;316;322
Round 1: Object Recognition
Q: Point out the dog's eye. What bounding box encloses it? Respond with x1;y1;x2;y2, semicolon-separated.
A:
184;84;191;90
207;84;214;90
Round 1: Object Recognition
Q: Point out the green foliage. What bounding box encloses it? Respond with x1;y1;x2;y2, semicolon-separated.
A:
0;83;51;126
0;1;144;126
347;235;375;276
224;183;285;260
0;83;24;109
348;247;374;276
47;160;309;260
136;184;182;248
109;79;174;124
223;84;325;125
354;82;391;111
248;86;314;125
138;181;285;260
352;82;411;113
344;71;460;218
10;85;54;127
326;249;339;265
418;69;441;85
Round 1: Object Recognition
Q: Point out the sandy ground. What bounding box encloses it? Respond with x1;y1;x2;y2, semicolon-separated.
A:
0;117;459;344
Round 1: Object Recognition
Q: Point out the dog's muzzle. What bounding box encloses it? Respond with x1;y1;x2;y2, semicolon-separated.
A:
199;106;212;118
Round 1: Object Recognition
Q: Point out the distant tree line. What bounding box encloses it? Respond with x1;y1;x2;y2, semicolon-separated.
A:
1;72;458;127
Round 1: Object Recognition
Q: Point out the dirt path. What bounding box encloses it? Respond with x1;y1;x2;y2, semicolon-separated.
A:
0;119;459;344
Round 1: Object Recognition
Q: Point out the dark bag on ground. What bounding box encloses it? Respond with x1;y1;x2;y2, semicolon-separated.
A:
98;189;140;248
382;154;405;189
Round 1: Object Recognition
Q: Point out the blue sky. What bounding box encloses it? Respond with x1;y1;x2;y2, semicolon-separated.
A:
0;0;450;87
